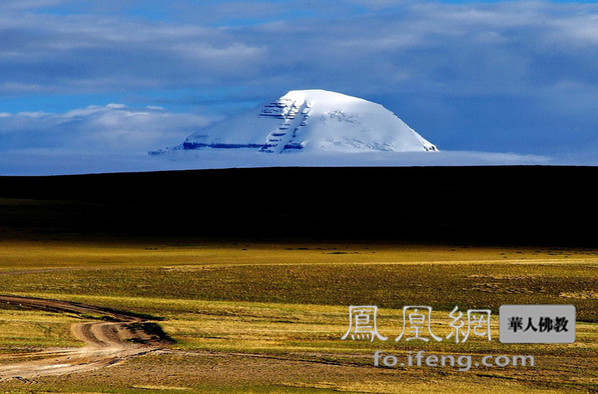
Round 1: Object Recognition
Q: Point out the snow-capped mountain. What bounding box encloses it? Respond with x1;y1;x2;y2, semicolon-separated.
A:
153;89;437;155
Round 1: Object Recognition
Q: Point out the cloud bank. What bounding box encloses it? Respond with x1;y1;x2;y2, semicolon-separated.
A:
0;104;212;155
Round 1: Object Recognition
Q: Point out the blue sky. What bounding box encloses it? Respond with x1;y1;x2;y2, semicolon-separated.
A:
1;0;598;170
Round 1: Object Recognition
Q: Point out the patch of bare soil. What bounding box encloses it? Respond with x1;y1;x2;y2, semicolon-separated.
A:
0;295;168;381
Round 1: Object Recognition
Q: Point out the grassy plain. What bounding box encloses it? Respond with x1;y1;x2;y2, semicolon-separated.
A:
0;236;596;392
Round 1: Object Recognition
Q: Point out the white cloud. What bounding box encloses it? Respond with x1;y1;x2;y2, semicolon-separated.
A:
0;0;67;11
0;104;213;154
1;0;597;97
0;149;554;176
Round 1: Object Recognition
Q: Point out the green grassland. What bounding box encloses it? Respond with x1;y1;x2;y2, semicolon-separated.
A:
0;236;596;393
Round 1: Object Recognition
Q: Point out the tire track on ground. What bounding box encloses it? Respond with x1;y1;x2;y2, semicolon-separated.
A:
0;295;168;380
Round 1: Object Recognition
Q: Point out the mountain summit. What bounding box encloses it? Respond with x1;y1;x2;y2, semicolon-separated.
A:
154;89;437;155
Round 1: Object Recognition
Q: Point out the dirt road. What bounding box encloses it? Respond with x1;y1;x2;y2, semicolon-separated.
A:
0;295;167;380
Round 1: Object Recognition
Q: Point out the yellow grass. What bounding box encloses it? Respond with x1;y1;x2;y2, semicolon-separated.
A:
0;238;596;392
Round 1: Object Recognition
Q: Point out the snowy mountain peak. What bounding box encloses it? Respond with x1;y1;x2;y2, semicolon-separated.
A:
154;89;437;155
